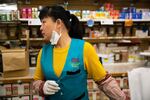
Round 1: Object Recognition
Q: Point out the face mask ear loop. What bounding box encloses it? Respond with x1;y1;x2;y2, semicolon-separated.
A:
56;19;62;36
59;28;62;36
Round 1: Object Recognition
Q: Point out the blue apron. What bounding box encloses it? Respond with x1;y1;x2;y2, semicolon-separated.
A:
41;39;89;100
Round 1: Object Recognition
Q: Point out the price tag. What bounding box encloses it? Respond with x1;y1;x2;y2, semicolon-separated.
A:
28;19;41;25
101;19;114;25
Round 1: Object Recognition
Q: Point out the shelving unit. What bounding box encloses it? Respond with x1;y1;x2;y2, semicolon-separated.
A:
14;16;150;97
0;0;150;99
80;19;150;22
0;21;20;24
20;37;43;41
84;36;150;43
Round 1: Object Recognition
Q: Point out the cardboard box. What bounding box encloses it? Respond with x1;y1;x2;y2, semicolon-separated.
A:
0;49;29;78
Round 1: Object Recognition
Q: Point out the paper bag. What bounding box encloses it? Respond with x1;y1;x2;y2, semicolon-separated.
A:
1;49;29;78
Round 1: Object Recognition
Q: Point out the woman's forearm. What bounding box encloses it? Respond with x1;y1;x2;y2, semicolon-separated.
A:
33;80;45;96
95;74;127;100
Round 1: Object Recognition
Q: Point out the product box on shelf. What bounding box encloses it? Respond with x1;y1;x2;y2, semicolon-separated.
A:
0;84;12;96
33;95;44;100
89;91;108;100
0;49;29;78
12;97;20;100
21;96;30;100
4;98;11;100
115;77;123;88
87;79;98;90
12;84;19;95
12;83;30;95
88;91;93;100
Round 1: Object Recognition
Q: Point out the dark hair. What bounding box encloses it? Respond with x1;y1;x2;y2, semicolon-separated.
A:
39;5;84;39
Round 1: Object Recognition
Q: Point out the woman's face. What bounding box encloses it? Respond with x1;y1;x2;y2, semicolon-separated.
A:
40;17;56;42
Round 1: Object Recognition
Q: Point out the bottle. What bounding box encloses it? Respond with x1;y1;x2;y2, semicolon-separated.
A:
121;50;128;62
27;8;32;18
124;27;131;36
9;27;16;39
116;27;123;37
109;27;115;36
6;12;11;21
32;8;35;18
128;47;135;62
22;8;27;18
31;27;38;38
114;50;122;63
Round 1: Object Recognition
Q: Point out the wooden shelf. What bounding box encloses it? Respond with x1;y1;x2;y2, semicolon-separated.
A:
0;21;20;24
19;18;150;25
0;77;33;83
84;36;150;40
83;36;150;43
140;51;150;56
19;18;31;21
0;66;129;84
0;68;35;83
111;72;127;77
0;94;31;97
0;39;20;42
20;38;43;41
20;18;150;22
20;36;150;42
0;75;33;83
19;18;41;25
80;19;150;22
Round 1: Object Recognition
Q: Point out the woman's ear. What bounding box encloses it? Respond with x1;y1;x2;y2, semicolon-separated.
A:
56;19;62;28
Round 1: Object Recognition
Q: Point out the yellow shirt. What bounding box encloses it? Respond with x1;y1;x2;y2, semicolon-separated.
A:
34;42;106;81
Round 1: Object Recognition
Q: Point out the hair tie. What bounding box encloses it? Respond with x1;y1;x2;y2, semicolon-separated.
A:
69;18;72;22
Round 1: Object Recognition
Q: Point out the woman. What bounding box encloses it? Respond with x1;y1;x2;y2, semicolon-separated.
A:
33;5;127;100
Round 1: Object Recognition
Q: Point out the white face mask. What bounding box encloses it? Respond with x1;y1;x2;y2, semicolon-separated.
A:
50;30;61;45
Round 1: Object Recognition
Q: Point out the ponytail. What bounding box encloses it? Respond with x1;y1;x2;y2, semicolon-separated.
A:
69;14;84;39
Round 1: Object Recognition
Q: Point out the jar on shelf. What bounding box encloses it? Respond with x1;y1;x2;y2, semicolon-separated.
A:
121;50;128;62
108;27;115;36
29;51;38;67
6;12;11;21
128;47;135;62
99;27;107;37
8;27;17;39
11;10;18;21
113;50;122;63
132;27;136;36
31;27;38;38
124;27;131;36
0;28;7;39
0;13;7;21
116;27;123;37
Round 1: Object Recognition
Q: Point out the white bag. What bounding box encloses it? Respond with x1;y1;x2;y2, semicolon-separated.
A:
128;67;150;100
